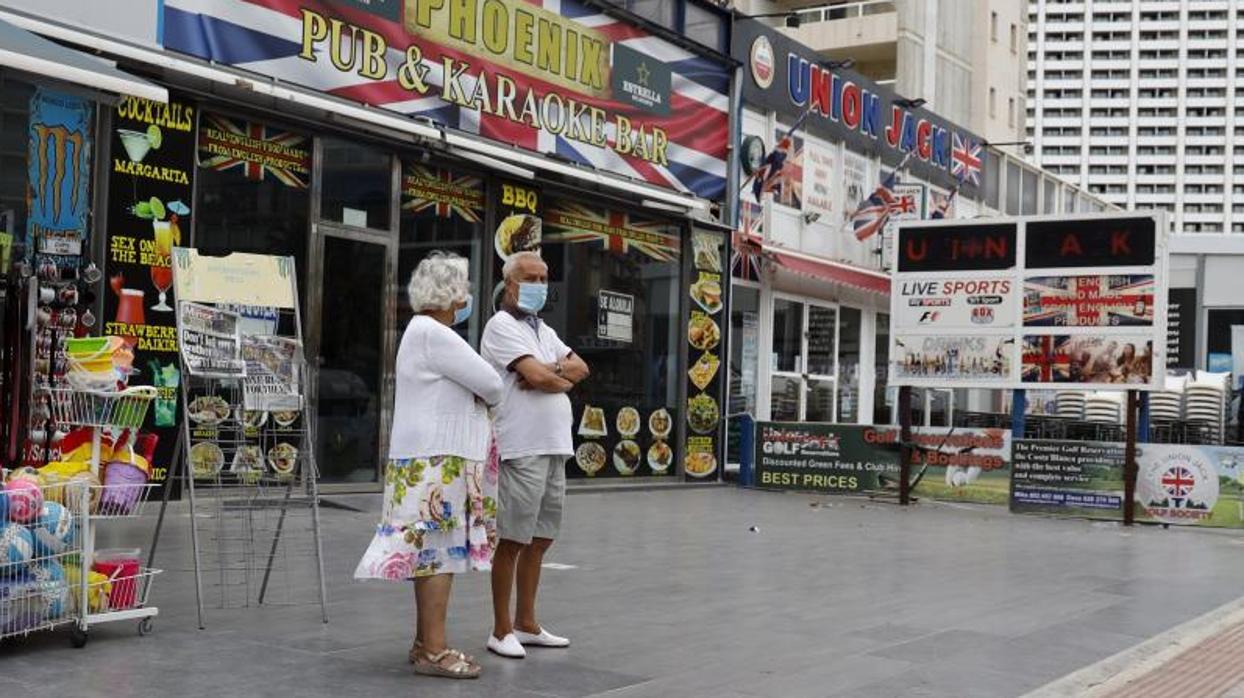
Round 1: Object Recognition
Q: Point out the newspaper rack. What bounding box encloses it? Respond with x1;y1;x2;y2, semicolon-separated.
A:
150;249;327;628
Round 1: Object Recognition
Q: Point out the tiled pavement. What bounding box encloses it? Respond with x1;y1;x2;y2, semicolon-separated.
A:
4;486;1244;697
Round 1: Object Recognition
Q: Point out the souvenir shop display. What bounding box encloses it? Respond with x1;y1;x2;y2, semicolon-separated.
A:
2;335;161;647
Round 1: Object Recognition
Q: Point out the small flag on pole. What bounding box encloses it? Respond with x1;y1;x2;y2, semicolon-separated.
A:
752;109;812;203
848;153;912;241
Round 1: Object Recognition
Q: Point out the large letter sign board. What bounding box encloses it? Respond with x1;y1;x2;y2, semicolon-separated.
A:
889;213;1168;390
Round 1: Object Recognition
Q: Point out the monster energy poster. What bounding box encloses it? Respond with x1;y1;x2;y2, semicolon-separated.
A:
103;94;197;488
26;89;92;257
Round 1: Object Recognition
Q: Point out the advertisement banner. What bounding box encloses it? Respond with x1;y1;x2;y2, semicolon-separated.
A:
1023;274;1155;327
895;277;1016;329
164;0;731;201
842;150;871;224
753;422;901;494
892;214;1167;390
909;427;1012;505
801;140;836;218
1135;444;1244;529
1021;334;1155;386
103;94;196;488
171;248;298;308
1010;439;1126;520
27;89;92;257
891;334;1014;385
197;112;311;188
881;183;926;271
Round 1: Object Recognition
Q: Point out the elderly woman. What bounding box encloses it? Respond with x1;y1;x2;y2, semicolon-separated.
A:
355;251;502;680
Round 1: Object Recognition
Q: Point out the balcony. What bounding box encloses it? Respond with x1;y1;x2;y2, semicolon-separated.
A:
779;0;897;70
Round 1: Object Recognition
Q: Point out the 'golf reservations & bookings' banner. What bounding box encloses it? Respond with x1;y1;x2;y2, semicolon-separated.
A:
162;0;730;201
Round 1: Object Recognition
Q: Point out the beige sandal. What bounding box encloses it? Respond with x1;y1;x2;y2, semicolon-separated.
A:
413;648;481;679
410;642;474;664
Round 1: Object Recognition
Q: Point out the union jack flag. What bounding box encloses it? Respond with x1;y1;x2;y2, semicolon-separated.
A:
1161;466;1195;498
197;112;311;188
544;202;681;262
848;153;910;241
731;201;763;281
1023;275;1155;327
1021;335;1071;383
951;133;982;187
753;110;810;204
930;184;959;219
401;165;485;223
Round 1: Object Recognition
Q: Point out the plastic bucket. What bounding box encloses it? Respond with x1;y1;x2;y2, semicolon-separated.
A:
93;549;141;610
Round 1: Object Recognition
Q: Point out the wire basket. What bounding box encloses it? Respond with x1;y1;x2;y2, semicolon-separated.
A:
0;496;81;641
46;387;156;429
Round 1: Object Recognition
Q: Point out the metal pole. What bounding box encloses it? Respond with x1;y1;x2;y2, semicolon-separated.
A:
1011;390;1027;440
739;413;755;487
145;430;183;571
898;386;912;505
1123;390;1138;526
257;481;293;605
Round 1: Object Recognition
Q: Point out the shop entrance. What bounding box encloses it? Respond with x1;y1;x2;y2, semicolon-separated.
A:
770;295;840;422
311;225;395;485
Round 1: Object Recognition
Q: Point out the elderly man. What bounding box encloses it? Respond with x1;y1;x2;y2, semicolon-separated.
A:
482;250;589;659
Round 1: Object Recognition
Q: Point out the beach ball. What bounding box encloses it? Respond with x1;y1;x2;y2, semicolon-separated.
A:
6;478;42;524
28;560;68;619
0;523;34;570
31;502;75;557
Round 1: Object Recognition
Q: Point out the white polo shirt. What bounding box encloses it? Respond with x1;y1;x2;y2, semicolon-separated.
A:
481;310;575;460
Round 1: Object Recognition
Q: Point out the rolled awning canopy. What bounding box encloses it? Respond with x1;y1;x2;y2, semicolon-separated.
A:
742;234;891;295
0;17;167;103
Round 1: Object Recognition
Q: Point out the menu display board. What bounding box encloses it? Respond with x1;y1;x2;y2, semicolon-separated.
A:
891;213;1168;390
685;230;727;480
102;94;196;485
753;422;901;494
1010;440;1126;520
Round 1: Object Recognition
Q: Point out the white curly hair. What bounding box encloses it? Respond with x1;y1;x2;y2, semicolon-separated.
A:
407;251;470;312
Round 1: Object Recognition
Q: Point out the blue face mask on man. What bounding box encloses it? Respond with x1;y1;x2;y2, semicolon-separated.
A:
516;282;547;314
453;294;474;325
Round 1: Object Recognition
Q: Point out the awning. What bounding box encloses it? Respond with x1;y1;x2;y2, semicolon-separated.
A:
761;242;891;295
0;17;167;103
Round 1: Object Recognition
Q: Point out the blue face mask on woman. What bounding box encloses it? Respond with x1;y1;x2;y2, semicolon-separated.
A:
453;294;474;325
516;282;547;314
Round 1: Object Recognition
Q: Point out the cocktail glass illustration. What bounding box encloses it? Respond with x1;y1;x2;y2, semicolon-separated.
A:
117;130;152;162
115;288;145;347
150;220;175;311
151;360;181;427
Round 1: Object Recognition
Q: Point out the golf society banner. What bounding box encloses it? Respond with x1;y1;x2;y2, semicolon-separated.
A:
162;0;730;201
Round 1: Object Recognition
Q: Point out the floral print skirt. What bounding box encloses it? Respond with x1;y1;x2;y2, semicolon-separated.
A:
354;448;498;580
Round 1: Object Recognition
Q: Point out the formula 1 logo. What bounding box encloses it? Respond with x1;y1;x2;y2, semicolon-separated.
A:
918;311;940;324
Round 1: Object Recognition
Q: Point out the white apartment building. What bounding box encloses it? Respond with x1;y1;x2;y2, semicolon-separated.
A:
732;0;1029;143
1026;0;1244;234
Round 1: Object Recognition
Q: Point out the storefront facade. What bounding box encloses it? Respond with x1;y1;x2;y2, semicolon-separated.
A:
0;0;733;489
725;20;1113;469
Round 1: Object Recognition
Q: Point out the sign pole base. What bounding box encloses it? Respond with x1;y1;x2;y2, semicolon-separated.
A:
898;386;912;506
1124;390;1138;526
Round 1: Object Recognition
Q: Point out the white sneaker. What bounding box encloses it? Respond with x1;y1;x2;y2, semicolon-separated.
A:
514;627;570;648
487;633;526;659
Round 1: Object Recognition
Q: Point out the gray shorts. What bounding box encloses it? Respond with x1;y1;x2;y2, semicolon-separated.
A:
497;455;567;545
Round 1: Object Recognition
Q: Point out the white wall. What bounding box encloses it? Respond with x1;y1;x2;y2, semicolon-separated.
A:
0;1;159;46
